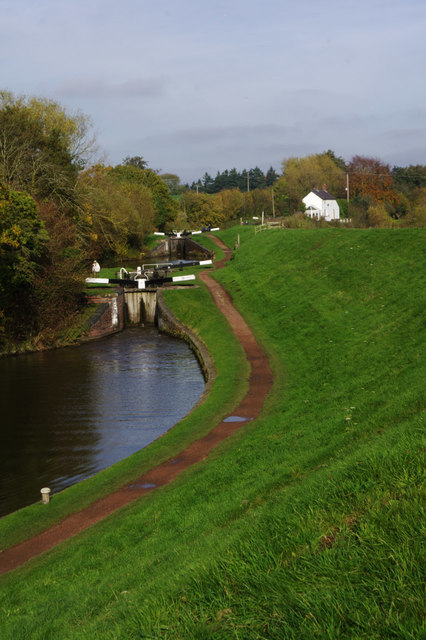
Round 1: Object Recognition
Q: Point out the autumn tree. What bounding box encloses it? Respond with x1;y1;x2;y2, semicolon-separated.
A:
244;188;276;219
365;202;395;228
181;191;224;228
135;167;178;229
400;187;426;227
277;152;346;213
34;200;88;339
78;164;155;257
0;91;95;212
216;189;245;221
348;156;399;207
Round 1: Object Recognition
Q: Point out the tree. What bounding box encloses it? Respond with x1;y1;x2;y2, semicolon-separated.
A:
216;189;245;221
365;202;394;227
0;91;95;212
212;170;229;193
202;172;214;194
348;156;399;207
392;165;426;200
136;168;178;229
248;167;266;190
122;155;149;170
323;149;347;171
34;200;87;339
265;166;279;186
78;164;155;257
281;153;346;197
181;192;224;228
277;152;346;213
400;187;426;227
246;188;275;219
227;168;241;189
0;183;48;342
160;173;183;195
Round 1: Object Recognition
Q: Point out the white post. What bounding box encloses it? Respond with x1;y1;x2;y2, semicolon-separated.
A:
41;487;51;504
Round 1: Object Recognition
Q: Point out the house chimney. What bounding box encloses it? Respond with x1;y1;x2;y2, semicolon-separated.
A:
322;183;327;191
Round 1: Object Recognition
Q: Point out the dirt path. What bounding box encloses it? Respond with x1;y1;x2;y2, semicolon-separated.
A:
0;235;273;575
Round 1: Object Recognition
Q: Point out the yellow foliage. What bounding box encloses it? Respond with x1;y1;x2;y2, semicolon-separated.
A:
1;224;21;248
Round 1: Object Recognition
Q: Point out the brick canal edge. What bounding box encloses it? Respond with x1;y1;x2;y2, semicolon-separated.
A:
0;234;273;575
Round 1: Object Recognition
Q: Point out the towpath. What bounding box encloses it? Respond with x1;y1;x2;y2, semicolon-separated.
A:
0;235;273;575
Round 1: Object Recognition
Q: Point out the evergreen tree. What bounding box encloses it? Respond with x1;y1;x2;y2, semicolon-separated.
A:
249;167;266;190
265;166;279;186
202;172;214;194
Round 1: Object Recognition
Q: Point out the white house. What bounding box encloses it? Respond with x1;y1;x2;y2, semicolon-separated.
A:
302;189;340;221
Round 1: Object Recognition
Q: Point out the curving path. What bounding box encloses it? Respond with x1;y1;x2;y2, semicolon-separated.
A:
0;235;273;575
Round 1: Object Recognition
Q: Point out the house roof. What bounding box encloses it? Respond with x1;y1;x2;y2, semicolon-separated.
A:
311;189;336;200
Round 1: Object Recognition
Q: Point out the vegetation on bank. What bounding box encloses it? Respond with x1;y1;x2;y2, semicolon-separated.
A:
0;227;424;639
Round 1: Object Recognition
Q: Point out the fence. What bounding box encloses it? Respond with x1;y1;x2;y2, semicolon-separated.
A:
254;220;286;233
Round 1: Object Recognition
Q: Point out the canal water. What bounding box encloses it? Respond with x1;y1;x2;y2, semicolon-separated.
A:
0;327;205;518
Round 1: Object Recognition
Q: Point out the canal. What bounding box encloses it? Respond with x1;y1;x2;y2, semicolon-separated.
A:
0;327;205;518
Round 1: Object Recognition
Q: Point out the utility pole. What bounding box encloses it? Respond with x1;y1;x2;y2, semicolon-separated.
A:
271;188;275;217
247;171;250;193
346;173;350;202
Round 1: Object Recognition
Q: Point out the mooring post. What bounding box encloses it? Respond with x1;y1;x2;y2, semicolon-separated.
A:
40;487;51;504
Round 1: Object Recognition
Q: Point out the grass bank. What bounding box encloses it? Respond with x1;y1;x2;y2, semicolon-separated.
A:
1;227;424;639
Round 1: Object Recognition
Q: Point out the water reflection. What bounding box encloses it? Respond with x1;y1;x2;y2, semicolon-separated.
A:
0;327;204;517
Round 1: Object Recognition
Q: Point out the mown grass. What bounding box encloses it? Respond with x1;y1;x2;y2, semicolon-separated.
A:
0;227;424;639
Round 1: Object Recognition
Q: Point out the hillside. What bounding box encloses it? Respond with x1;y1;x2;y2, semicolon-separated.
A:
0;228;424;639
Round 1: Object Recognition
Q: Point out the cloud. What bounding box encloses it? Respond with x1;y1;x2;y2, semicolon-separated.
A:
3;0;421;180
142;123;303;147
56;77;167;99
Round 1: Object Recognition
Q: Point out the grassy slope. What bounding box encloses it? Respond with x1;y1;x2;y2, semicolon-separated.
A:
0;228;424;639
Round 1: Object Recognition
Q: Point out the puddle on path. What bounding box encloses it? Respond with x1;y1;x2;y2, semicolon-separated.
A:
223;416;253;422
127;483;157;490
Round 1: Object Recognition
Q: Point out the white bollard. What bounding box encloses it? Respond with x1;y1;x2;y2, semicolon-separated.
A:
41;487;51;504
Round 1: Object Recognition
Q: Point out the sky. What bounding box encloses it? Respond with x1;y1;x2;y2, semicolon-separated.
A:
1;0;425;183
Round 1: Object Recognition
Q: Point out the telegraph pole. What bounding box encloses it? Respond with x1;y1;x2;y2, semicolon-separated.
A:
346;173;350;202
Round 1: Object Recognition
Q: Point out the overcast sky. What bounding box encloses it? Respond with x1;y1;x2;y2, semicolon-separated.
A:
1;0;425;182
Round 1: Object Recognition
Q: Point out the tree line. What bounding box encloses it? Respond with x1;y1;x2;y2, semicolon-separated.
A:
185;150;426;227
189;166;280;193
1;90;425;350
